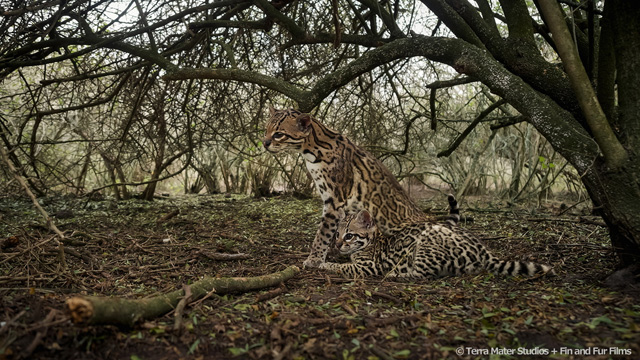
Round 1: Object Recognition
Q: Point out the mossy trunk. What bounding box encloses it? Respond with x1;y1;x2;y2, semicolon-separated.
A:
581;160;640;266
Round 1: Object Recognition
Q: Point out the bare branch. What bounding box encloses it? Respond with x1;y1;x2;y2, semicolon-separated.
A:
0;141;67;268
437;98;506;157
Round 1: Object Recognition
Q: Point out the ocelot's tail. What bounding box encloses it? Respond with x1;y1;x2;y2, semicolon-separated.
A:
488;257;554;276
446;194;460;225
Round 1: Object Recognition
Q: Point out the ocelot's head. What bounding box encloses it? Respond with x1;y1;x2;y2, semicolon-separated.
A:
335;209;376;255
263;107;313;153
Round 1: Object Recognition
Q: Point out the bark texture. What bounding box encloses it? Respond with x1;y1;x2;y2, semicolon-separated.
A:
67;266;300;326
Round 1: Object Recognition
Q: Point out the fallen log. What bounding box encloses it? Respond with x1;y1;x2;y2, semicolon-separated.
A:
67;265;300;326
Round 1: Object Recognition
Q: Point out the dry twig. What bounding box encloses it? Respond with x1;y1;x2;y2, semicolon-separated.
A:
0;144;67;268
173;285;192;331
199;251;251;261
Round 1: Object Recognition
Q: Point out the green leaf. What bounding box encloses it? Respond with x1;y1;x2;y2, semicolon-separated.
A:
393;349;411;358
587;315;619;329
188;339;200;355
525;315;534;325
229;345;248;356
234;303;252;311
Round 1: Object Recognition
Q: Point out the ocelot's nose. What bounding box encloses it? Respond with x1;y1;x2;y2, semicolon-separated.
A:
335;238;343;249
263;139;271;149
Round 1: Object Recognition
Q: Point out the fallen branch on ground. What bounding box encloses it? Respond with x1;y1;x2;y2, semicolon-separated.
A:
526;217;606;227
255;283;287;302
173;285;192;331
157;210;179;224
370;291;402;304
66;265;300;326
199;251;251;261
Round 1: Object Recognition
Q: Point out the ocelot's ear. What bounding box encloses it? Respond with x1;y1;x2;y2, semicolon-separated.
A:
356;210;374;229
337;208;346;221
296;113;312;132
269;105;276;117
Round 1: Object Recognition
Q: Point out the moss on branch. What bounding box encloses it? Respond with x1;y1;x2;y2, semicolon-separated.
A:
67;265;300;326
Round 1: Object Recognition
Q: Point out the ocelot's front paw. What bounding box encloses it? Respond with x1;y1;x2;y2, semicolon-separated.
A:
303;256;323;269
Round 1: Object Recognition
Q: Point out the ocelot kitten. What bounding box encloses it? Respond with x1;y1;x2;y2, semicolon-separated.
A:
320;209;554;278
264;107;437;268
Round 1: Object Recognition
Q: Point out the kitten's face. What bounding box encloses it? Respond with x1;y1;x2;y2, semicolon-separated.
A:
263;107;312;153
335;210;376;255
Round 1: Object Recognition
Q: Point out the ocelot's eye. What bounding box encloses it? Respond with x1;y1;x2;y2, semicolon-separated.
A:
344;233;354;241
273;132;287;140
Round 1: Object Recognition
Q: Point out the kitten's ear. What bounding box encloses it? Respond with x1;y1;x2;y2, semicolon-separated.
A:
356;210;374;229
269;105;276;117
337;208;346;221
296;113;312;132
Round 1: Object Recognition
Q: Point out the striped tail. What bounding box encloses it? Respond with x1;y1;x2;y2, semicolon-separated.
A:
488;258;555;276
446;194;460;225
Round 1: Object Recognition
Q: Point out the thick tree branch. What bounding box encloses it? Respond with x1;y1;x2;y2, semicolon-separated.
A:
490;115;527;130
67;266;300;326
444;0;500;47
426;76;476;88
499;0;536;46
422;0;583;124
608;1;640;149
596;1;615;122
162;67;305;102
538;0;627;170
474;0;500;37
164;35;599;173
356;0;405;38
419;0;484;48
252;0;306;38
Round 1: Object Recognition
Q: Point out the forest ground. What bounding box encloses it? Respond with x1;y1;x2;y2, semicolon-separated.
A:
1;193;639;359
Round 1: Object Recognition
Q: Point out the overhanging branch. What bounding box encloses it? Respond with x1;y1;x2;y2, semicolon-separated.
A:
163;35;599;171
162;68;305;102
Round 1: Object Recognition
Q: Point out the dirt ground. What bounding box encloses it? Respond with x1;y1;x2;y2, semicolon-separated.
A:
1;193;639;359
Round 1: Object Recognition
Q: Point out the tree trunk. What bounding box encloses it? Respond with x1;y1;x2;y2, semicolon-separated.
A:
102;155;121;200
594;0;640;267
582;160;640;266
141;169;160;201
